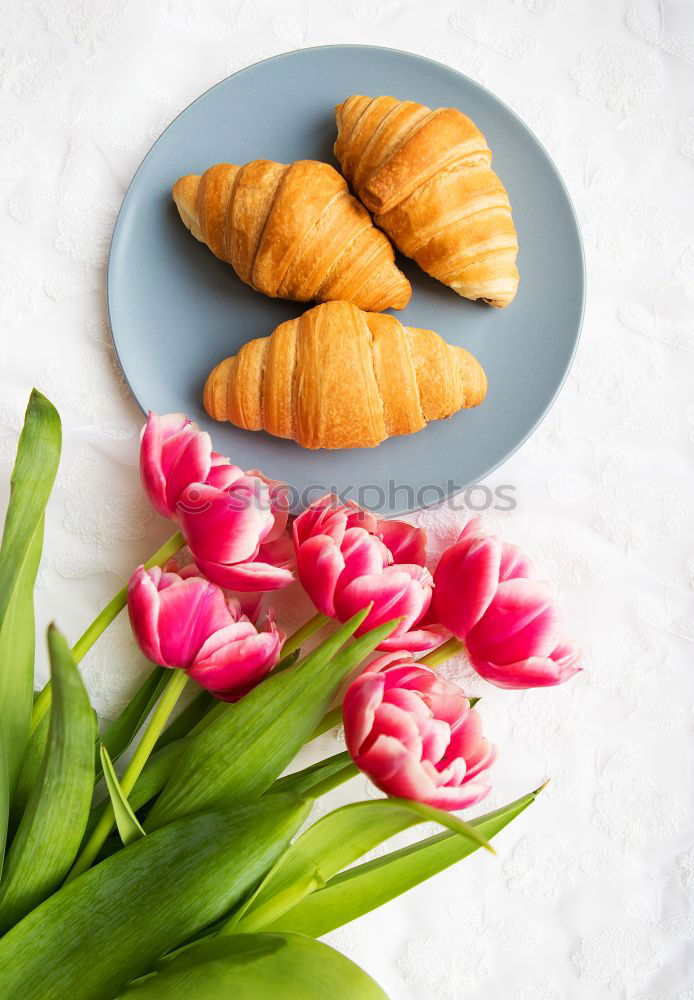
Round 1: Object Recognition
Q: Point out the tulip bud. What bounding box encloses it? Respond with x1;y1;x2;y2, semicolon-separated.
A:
293;495;446;651
127;564;283;700
433;517;580;689
140;412;294;592
343;653;495;811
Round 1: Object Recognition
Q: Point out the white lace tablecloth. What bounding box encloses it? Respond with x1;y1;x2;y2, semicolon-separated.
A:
2;1;694;996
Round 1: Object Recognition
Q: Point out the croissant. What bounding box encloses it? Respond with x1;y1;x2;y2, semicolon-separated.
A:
204;300;487;450
172;159;411;312
334;96;519;308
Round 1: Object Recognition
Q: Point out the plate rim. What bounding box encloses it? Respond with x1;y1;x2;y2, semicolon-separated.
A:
107;43;585;516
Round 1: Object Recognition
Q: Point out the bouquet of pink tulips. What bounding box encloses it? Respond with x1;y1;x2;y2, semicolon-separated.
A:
0;392;579;998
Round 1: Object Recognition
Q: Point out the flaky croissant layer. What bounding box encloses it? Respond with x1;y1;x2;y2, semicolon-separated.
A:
172;159;411;312
204;301;487;450
334;95;519;308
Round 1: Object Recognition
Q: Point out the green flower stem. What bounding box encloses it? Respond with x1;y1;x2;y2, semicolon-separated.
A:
281;612;331;658
66;667;190;882
418;636;465;668
31;529;184;732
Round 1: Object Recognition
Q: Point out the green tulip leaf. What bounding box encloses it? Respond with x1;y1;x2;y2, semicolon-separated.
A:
0;390;61;803
81;741;180;846
146;610;398;829
272;751;353;797
115;932;388;999
9;711;49;828
268;786;544;938
0;718;7;878
272;648;301;674
0;793;311;1000
84;747;358;849
229;796;491;933
100;744;145;847
0;625;95;934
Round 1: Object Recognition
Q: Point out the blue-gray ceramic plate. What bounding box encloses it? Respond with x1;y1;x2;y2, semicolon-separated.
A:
108;44;584;516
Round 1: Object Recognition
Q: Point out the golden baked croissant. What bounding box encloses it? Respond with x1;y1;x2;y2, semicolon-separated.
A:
334;96;519;308
172;160;411;312
204;300;487;450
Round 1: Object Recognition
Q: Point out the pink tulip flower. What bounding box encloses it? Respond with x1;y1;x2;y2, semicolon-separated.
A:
343;652;495;810
176;464;294;592
140;412;228;519
140;412;293;591
433;517;580;689
293;496;443;651
127;563;283;701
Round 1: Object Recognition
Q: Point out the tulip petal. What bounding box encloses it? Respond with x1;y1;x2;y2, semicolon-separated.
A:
447;708;485;764
425;781;491;811
139;413;179;518
380;663;432;690
376;520;427;566
343;530;388;575
296;535;344;616
246;469;290;542
427;756;467;787
293;496;345;548
188;629;281;698
417;716;452;765
469;652;579;689
433;534;501;639
377;622;448;653
551;635;582;673
157;578;229;667
499;542;535;582
193;620;258;661
383;687;432;717
365;651;413;675
225;591;263;625
293;495;377;550
139;413;219;519
339;528;389;581
257;533;296;572
357;735;437;802
466;579;561;663
127;566;163;664
335;566;431;637
344;501;379;534
177;482;272;565
420;685;470;728
195;556;295;592
457;515;486;542
205;463;245;491
372;702;424;758
342;672;385;758
463;740;497;781
163;429;213;514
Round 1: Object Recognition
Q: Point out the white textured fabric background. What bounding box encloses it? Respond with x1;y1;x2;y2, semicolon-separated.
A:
1;1;694;997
